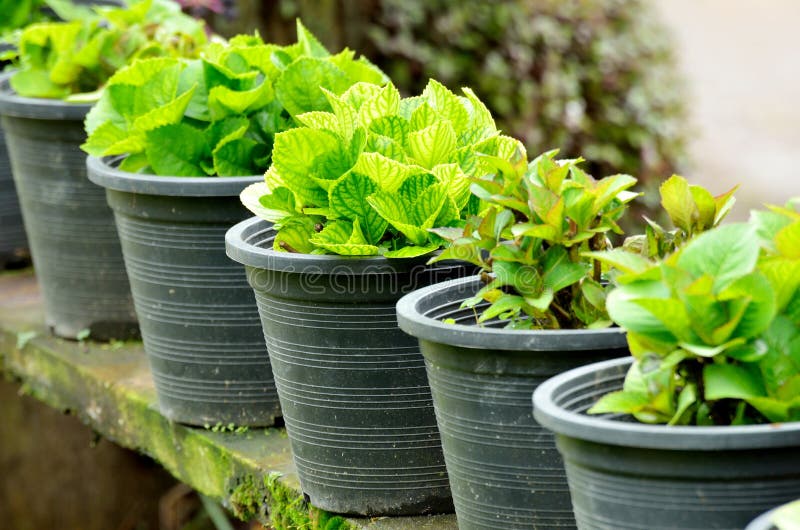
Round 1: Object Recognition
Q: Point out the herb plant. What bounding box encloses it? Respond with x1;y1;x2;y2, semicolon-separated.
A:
241;77;512;258
6;0;207;99
589;199;800;426
431;150;638;329
82;21;387;176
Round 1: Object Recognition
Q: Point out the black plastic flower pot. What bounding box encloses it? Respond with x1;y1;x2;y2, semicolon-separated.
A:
0;77;137;340
225;217;473;516
396;276;629;530
87;157;280;427
533;357;800;530
0;122;29;268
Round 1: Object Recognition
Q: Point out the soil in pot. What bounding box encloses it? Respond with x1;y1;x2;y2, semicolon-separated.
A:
88;156;281;427
0;76;137;340
226;217;473;516
533;357;800;530
396;276;629;530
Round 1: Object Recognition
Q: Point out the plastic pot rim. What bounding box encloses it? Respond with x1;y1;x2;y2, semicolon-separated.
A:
226;216;450;275
86;156;262;197
532;356;800;451
0;73;90;120
396;275;628;352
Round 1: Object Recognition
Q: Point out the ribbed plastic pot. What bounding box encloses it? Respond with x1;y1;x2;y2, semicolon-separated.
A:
0;76;137;340
87;157;280;427
0;70;28;268
396;276;629;530
533;357;800;530
226;217;473;516
0;119;28;267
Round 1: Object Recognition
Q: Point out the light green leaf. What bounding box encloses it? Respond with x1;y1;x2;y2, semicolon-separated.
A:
677;223;759;292
660;175;697;233
353;152;414;193
407;121;457;169
358;83;400;128
275;57;349;116
272;128;340;206
383;243;440;258
422;79;469;132
328;172;387;244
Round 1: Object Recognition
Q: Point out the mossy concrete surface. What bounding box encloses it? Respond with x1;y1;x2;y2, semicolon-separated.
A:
0;270;457;530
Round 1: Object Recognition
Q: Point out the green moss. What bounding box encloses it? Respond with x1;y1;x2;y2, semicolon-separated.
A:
265;473;353;530
229;475;267;520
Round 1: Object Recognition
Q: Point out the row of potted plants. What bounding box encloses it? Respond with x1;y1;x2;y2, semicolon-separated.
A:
2;1;799;528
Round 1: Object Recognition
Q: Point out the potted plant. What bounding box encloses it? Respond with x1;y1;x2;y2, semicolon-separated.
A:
0;0;206;339
225;78;512;515
85;22;388;426
533;199;800;529
395;153;734;528
0;0;121;268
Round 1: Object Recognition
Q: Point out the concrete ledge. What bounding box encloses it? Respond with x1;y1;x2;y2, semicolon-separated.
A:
0;269;456;530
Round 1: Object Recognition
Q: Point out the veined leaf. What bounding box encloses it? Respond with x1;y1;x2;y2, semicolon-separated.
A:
367;192;429;246
274;216;317;253
353;152;414;193
328;172;387;244
275;57;349;116
272;128;340;206
677;223;760;292
408;121;457;169
341;82;383;110
422;79;469;132
368;115;410;147
358;83;400;128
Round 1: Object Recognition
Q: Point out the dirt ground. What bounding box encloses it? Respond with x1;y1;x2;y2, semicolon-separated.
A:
654;0;800;218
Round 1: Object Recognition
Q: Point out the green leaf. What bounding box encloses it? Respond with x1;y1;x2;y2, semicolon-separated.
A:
407;121;457;169
353;152;413;193
542;246;586;293
368;116;410;147
704;363;766;400
676;223;759;292
421;79;469;132
341;82;383;110
584;249;653;275
310;220;380;256
328;172;387;244
295;19;330;58
275;57;349;116
272;128;340;206
274;217;317;253
358;83;400;128
383;243;440;258
588;390;651;415
660;175;697;233
213;137;264;177
145;123;209;176
367;192;428;246
208;80;274;120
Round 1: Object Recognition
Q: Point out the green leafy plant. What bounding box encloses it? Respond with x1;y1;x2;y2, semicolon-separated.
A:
241;77;513;257
82;20;387;176
6;0;207;99
589;199;800;426
431;149;638;329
